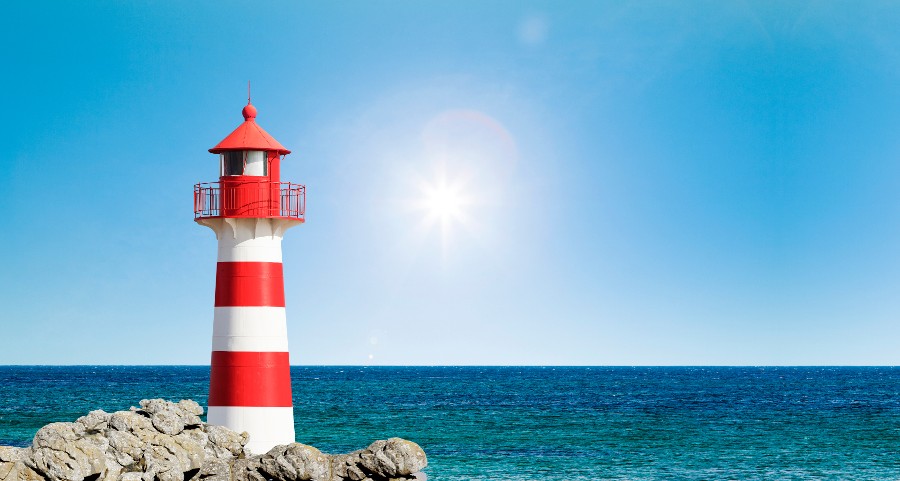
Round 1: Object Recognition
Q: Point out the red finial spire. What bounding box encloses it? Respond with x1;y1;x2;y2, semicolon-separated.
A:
242;81;257;121
242;103;258;121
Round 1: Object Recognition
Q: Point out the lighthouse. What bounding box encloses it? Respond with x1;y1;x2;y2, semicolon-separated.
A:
193;97;305;454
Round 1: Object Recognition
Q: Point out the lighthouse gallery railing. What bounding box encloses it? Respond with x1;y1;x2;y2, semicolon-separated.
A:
194;181;306;220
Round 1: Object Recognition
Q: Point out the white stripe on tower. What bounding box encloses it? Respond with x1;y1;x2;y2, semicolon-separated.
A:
212;306;288;352
217;231;284;262
203;217;296;456
206;407;295;445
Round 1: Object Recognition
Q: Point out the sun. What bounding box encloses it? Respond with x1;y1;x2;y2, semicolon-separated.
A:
414;173;472;250
423;182;465;222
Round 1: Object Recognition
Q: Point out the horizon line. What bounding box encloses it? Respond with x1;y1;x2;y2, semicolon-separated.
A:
0;364;897;368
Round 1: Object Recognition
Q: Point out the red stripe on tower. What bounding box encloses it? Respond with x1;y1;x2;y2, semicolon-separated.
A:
209;351;293;406
215;262;286;307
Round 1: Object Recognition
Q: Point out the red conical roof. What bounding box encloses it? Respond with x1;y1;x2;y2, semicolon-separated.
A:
209;102;291;155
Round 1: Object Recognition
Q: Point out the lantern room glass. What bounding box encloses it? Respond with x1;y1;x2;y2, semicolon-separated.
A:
220;151;268;177
244;151;266;176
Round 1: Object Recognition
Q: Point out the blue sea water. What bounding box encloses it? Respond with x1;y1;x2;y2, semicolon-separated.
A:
0;367;899;480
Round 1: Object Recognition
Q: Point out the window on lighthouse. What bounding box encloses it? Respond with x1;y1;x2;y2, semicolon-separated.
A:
244;151;267;176
220;151;268;177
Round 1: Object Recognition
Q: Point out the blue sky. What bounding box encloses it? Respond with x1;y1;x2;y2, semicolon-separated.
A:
2;1;900;365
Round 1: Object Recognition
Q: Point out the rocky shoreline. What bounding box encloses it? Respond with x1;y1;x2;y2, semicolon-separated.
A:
0;400;426;481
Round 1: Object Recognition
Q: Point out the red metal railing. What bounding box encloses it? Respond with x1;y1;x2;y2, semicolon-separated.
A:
194;181;305;220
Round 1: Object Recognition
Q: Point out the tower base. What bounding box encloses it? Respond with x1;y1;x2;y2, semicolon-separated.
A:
208;406;295;455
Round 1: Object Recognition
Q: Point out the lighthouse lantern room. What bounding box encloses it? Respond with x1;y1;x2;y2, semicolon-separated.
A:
193;97;304;454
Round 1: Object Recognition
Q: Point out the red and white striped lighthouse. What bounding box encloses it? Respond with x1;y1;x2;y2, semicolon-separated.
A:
193;97;305;454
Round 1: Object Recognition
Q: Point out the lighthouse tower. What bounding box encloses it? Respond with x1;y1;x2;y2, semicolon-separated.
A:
193;98;305;454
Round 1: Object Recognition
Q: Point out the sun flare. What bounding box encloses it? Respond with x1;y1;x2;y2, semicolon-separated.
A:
424;183;465;221
414;174;473;248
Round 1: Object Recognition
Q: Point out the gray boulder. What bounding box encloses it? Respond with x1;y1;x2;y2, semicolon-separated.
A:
28;422;108;481
358;438;428;478
76;411;110;433
0;448;27;464
258;444;330;481
0;447;43;481
138;399;201;436
204;425;246;460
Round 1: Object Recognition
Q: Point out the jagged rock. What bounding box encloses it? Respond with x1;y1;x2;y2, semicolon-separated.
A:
76;411;110;433
198;458;230;481
0;462;13;481
28;422;110;481
288;443;332;481
1;448;42;481
149;410;183;436
105;430;142;468
137;399;203;436
172;431;206;470
176;401;203;418
330;452;365;481
142;445;181;481
0;400;427;481
204;425;245;460
230;457;264;481
259;444;330;481
258;446;298;481
108;411;153;435
358;438;427;478
97;456;122;481
0;460;44;481
0;448;27;463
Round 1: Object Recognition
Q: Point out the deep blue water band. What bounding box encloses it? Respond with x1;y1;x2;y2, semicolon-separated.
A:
1;366;899;480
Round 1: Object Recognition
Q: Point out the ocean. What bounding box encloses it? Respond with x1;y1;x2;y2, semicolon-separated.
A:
0;366;898;480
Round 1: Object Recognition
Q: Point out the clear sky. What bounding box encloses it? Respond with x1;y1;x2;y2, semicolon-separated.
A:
2;1;900;365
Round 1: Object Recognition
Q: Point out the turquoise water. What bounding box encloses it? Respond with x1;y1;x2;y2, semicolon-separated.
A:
1;366;899;480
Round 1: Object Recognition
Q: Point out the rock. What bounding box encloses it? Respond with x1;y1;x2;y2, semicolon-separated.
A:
139;400;185;436
331;452;365;481
0;460;43;481
149;410;183;436
143;444;183;481
177;400;204;418
29;422;108;481
135;400;167;416
204;425;246;460
108;411;153;435
172;431;207;470
0;448;27;464
76;411;110;433
0;464;14;481
285;443;331;481
137;399;202;436
0;400;427;481
198;458;230;481
230;457;265;481
0;447;38;481
259;444;330;481
105;430;143;468
258;446;296;480
358;438;427;478
97;456;121;481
